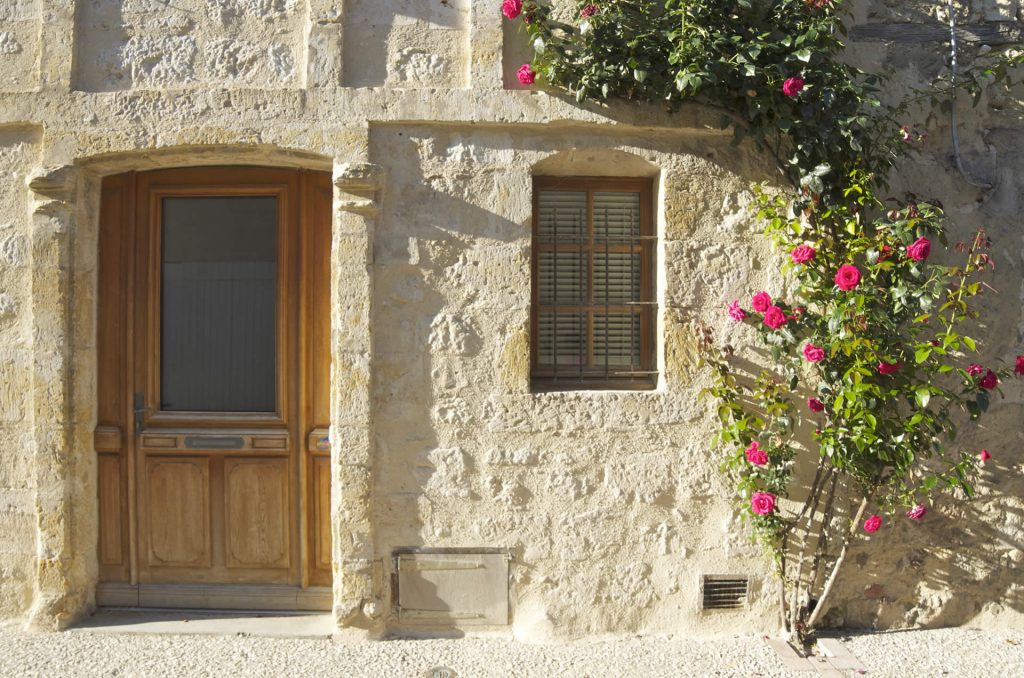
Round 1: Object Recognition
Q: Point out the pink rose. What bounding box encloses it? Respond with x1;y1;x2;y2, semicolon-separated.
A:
745;441;768;466
763;306;787;330
517;63;536;85
834;264;861;291
751;491;776;515
1015;355;1024;375
979;370;999;390
803;343;825;363
502;0;523;20
877;361;900;375
967;363;984;376
580;3;599;17
790;244;816;264
979;449;992;463
878;244;893;262
807;397;825;412
906;504;927;520
728;300;747;322
782;77;804;97
863;514;883;532
751;291;771;313
906;236;931;262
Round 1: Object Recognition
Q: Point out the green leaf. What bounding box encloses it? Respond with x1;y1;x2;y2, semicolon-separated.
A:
976;390;990;413
795;48;812;63
915;388;931;409
915;347;931;364
963;336;976;352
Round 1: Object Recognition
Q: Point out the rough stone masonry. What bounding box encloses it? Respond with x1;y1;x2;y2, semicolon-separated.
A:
0;0;1021;639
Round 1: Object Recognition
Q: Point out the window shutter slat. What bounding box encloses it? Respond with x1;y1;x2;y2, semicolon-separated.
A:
537;312;585;366
537;191;587;241
593;192;640;242
594;313;641;367
593;252;640;304
538;251;587;305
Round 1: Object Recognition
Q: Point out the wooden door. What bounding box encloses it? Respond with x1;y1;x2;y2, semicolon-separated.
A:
95;167;333;604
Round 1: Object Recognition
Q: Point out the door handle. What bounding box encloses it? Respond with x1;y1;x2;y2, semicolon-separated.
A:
133;392;146;436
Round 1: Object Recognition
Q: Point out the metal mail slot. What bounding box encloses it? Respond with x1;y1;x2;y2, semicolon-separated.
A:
184;435;245;450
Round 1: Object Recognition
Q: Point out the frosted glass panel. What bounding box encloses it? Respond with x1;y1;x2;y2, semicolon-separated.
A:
161;196;277;412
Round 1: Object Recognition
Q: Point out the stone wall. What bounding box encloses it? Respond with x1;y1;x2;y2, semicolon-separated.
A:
0;0;1021;636
0;125;41;620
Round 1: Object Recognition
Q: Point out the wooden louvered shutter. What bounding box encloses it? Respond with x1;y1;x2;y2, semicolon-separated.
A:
532;178;656;390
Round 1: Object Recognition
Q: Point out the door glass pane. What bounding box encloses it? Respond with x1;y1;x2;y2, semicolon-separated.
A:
161;196;278;412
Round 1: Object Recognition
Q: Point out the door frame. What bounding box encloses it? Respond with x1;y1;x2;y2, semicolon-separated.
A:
94;166;334;607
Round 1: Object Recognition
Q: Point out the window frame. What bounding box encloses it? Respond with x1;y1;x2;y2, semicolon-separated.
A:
530;175;657;391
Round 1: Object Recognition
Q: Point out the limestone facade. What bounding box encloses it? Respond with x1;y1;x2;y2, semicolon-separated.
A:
0;1;1021;637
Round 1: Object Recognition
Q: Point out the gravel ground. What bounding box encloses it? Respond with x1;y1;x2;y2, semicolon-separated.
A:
0;626;1021;678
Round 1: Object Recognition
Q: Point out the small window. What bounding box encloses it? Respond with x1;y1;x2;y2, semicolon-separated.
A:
531;177;656;390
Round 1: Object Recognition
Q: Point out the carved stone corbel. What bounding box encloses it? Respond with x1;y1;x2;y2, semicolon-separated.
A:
334;162;384;216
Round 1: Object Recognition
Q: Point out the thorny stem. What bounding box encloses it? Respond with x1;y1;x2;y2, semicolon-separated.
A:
806;471;840;606
941;232;984;337
805;495;871;629
783;461;825;630
788;461;830;632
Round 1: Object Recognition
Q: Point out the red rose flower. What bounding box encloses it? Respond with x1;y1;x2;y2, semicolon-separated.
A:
502;0;523;20
580;3;599;17
834;264;861;291
782;77;804;97
751;491;776;515
790;244;816;264
877;361;900;375
863;514;883;533
727;300;746;322
803;343;825;363
751;291;771;313
906;504;927;520
807;397;825;412
967;363;984;376
906;236;931;262
979;449;992;463
1015;355;1024;375
517;63;536;85
763;306;787;330
745;441;768;466
979;370;998;390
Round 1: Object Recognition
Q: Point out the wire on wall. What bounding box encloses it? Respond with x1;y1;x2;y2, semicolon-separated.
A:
947;0;994;190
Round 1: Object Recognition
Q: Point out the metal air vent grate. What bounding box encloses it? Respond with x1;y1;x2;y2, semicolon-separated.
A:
700;575;750;610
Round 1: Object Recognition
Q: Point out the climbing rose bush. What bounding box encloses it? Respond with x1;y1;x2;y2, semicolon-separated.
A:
504;0;1024;641
708;189;1022;636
